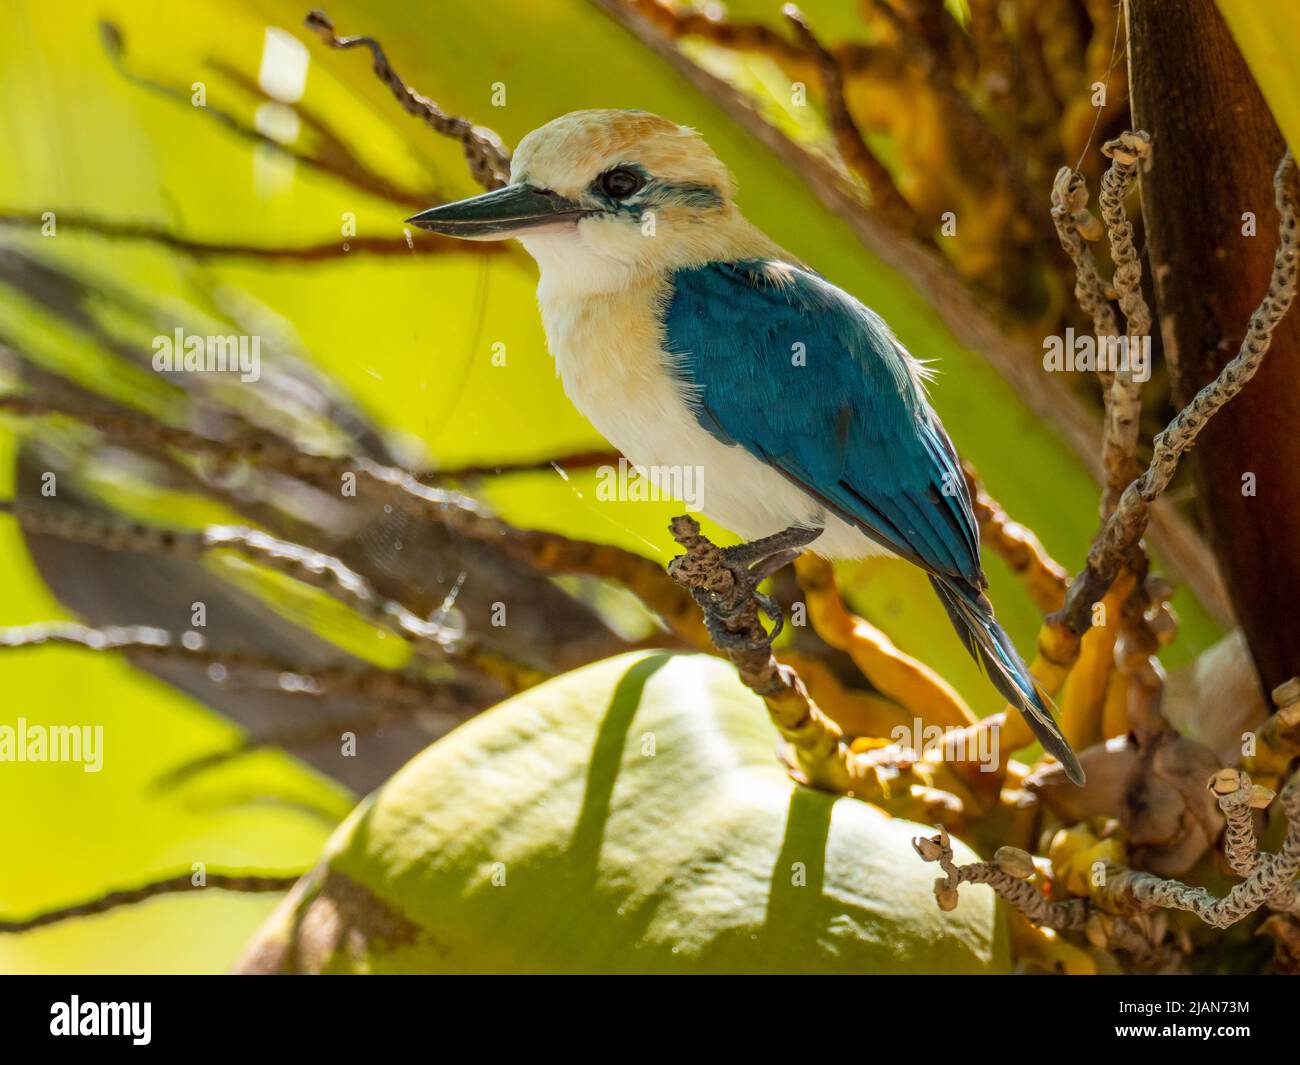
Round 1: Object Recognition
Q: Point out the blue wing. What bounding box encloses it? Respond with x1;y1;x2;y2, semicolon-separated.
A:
663;258;983;590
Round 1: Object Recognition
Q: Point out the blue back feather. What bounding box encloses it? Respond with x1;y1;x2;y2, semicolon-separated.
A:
663;259;982;588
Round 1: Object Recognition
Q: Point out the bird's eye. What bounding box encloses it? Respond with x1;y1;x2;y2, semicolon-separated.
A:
598;167;645;200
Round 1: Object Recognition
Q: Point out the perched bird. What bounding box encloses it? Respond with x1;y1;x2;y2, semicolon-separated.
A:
409;109;1084;785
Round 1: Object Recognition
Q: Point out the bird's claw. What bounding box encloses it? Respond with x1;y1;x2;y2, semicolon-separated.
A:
688;556;786;653
691;588;776;652
671;523;820;656
754;588;785;641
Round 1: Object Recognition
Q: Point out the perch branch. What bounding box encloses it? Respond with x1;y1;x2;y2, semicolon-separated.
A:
667;516;850;790
667;516;973;828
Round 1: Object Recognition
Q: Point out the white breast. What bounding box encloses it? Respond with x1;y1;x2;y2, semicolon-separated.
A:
534;273;883;560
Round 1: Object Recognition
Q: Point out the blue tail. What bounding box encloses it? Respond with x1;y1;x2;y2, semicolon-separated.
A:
929;576;1085;785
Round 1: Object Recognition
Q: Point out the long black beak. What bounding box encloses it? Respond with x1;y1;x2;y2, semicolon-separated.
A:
406;184;593;240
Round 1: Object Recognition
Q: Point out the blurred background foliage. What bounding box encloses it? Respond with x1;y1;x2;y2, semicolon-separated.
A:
0;0;1244;972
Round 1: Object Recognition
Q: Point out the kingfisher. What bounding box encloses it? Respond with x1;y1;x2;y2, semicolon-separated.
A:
409;110;1083;785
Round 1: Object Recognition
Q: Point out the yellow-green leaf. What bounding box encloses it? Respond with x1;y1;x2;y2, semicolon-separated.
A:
239;652;1011;974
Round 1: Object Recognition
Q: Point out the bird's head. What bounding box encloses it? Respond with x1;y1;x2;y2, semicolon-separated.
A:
408;110;740;290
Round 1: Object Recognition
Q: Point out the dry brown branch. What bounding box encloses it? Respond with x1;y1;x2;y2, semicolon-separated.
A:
0;393;709;649
667;516;851;788
1096;130;1153;512
620;0;805;65
783;7;924;239
305;9;511;190
420;449;622;482
916;767;1300;933
1050;165;1119;384
0;871;303;934
1246;678;1300;788
1059;150;1299;633
1;498;549;692
0;621;469;704
915;828;1089;928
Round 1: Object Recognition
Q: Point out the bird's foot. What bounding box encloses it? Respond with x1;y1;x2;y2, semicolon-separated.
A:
689;587;774;653
716;525;824;568
668;519;822;653
686;562;784;653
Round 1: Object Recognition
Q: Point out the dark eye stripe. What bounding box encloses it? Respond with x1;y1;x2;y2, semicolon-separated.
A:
645;181;723;209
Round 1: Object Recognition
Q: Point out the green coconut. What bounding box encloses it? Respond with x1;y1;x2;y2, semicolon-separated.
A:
236;652;1010;974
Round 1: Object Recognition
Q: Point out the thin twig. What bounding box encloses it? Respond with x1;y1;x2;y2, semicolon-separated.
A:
0;499;457;643
305;9;511;190
4;497;552;689
99;19;436;210
0;871;303;933
420;449;622;482
783;7;924;239
0;210;505;261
